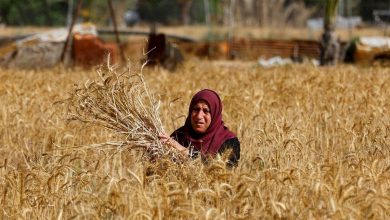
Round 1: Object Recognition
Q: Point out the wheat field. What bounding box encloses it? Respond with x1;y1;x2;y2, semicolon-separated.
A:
0;59;389;219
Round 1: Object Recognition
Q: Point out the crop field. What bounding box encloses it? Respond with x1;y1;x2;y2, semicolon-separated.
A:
0;59;389;219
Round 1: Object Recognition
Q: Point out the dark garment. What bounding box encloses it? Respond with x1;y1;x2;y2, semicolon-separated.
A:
218;137;240;168
187;137;240;168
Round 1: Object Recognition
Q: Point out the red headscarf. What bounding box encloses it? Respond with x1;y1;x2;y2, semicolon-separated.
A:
171;89;236;156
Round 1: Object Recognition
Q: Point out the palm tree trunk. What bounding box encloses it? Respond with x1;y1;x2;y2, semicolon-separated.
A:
320;0;340;66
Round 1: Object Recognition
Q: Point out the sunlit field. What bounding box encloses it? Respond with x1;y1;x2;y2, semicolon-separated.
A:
0;59;389;219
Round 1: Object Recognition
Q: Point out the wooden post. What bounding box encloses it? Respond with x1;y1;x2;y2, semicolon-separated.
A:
61;0;82;63
108;0;126;62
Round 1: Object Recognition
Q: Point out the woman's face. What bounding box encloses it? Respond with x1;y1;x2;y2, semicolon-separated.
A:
190;100;211;134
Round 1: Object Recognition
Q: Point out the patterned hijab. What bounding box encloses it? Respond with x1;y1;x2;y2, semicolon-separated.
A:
171;89;236;156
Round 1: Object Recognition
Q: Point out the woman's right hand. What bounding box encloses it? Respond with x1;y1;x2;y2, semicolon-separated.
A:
158;133;172;145
158;133;189;155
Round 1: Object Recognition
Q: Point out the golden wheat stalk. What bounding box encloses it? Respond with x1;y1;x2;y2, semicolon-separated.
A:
67;58;167;158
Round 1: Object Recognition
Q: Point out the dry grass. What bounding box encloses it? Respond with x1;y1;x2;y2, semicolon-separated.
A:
0;59;390;219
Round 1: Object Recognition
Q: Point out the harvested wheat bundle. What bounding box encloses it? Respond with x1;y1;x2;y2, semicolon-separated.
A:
67;59;168;158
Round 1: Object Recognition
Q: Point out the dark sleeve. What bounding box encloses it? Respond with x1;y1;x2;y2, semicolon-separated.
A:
218;137;240;168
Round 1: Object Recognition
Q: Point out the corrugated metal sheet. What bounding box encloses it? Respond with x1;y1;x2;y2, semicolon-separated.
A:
229;39;321;60
177;39;321;60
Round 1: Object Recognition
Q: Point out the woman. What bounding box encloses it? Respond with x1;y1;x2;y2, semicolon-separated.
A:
159;89;240;167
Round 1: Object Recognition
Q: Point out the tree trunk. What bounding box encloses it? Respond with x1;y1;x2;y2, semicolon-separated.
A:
260;0;267;27
115;0;127;27
179;0;192;25
204;0;210;26
320;25;340;65
228;0;235;40
320;0;340;66
67;0;74;27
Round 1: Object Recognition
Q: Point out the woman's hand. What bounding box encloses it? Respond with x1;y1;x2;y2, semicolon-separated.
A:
158;133;171;145
158;133;189;156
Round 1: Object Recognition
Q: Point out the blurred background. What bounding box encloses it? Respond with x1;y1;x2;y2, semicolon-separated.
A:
1;0;390;69
1;0;389;29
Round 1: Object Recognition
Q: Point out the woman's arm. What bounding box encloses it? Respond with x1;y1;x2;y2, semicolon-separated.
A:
159;133;189;156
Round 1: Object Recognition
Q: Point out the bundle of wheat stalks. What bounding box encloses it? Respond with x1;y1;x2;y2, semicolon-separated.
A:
67;60;167;158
